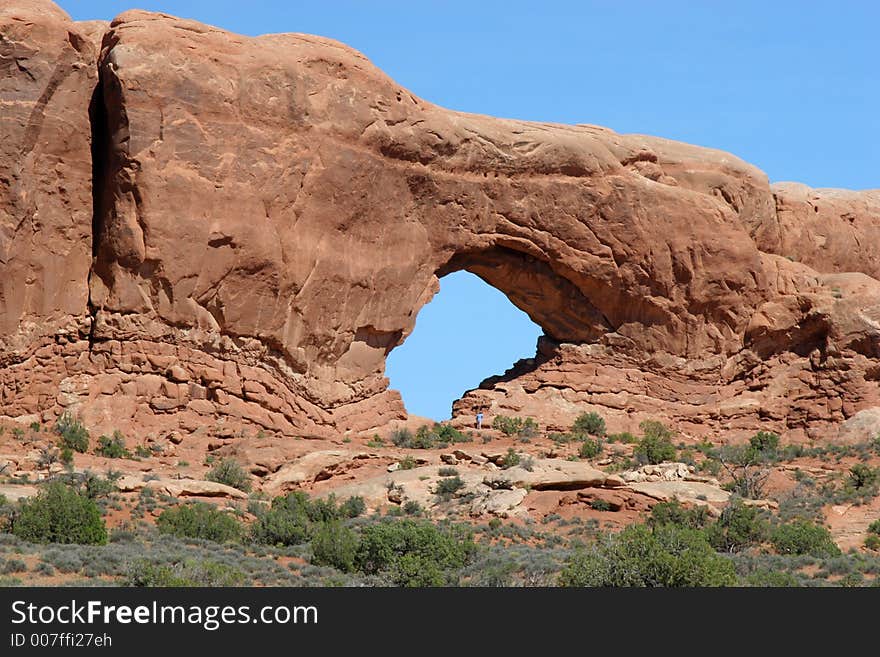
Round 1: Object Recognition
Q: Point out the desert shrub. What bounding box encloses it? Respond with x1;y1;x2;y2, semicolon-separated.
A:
12;483;107;545
95;431;130;459
59;447;74;466
770;520;841;557
338;496;366;519
704;500;769;553
432;423;472;444
310;521;359;572
412;426;438;449
402;501;423;516
438;467;459;477
134;445;152;458
55;412;89;453
206;458;252;493
744;569;801;587
492;415;538;438
558;524;736;587
868;519;880;535
748;431;780;456
81;471;118;499
398;456;416;470
572;412;606;437
606;432;637;444
633;421;677;465
716;444;771;499
390;428;413;447
501;448;521;469
2;558;27;574
590;499;612;511
392;423;470;449
156;503;243;543
34;562;54;576
354;519;476;586
865;535;880;551
124;559;245;587
648;500;712;530
435;476;465;500
578;438;603;459
251;491;348;546
848;464;878;490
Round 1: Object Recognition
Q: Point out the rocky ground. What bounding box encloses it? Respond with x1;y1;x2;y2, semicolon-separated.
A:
2;411;879;586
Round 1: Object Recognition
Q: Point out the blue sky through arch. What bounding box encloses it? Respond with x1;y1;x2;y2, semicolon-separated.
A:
385;271;542;421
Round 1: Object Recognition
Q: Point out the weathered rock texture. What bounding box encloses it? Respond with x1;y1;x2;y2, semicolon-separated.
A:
0;1;98;416
1;1;879;442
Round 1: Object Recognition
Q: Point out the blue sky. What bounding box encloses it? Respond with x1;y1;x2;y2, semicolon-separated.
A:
59;1;879;419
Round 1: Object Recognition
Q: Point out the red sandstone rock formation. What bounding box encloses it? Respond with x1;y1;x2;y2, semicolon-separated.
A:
1;1;879;442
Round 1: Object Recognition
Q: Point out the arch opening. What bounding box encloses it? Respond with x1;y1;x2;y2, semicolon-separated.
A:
385;270;542;421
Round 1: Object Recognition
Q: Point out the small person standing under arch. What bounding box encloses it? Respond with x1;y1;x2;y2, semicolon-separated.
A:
475;409;484;430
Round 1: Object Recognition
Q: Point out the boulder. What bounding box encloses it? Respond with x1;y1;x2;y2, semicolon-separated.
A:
470;488;528;517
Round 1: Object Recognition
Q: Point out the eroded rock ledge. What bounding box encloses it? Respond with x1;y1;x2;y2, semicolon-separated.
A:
1;0;879;442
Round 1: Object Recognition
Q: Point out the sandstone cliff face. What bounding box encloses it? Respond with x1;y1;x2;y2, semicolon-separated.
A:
1;1;879;441
0;1;97;347
0;1;98;418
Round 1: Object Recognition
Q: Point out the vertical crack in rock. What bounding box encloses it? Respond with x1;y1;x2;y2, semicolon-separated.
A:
86;68;108;352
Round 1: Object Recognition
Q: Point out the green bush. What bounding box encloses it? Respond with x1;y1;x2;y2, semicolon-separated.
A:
2;558;27;574
438;467;459;477
744;570;801;587
398;456;416;470
848;463;878;490
606;432;637;444
864;534;880;551
578;438;603;459
648;500;711;530
715;444;771;499
354;519;476;586
558;524;736;587
251;491;354;546
390;428;413;447
124;559;245;587
770;520;841;557
492;415;538;438
435;476;465;500
206;458;252;493
95;431;130;459
572;412;606;437
392;423;471;449
868;519;880;535
338;496;366;519
156;502;243;543
59;447;74;466
748;431;780;456
501;448;521;469
252;496;313;546
704;500;768;553
134;445;152;459
55;412;89;453
634;421;677;465
310;521;359;572
12;483;107;545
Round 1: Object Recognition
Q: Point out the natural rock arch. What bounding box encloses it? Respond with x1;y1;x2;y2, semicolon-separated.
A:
2;2;880;443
